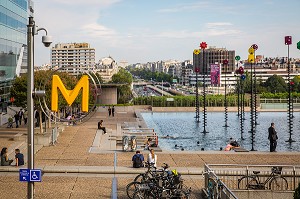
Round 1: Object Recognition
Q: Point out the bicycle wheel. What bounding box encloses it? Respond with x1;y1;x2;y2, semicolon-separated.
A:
134;173;152;183
269;176;288;191
238;176;258;189
132;189;146;199
207;178;218;199
126;181;141;199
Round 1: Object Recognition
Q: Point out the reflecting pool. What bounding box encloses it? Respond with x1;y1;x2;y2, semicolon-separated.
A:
141;112;300;152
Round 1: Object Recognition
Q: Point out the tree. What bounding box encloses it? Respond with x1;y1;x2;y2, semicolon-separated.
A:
111;68;133;104
292;75;300;92
10;75;27;107
263;74;287;93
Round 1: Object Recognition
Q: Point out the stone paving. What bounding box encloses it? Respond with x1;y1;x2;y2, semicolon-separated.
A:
0;106;300;198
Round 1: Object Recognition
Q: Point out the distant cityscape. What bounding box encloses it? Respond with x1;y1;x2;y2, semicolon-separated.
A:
1;1;300;103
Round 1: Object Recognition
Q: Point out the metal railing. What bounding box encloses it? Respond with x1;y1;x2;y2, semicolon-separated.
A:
51;127;58;145
204;164;238;199
206;164;300;191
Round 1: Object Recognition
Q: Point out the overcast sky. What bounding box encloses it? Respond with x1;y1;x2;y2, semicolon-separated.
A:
34;0;300;66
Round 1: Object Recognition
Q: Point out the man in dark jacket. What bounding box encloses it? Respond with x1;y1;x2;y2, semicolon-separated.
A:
268;123;278;152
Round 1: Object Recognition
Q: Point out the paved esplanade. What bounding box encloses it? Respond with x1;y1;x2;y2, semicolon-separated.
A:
0;106;300;198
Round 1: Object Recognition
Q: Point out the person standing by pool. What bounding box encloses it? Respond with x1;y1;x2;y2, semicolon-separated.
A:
268;122;278;152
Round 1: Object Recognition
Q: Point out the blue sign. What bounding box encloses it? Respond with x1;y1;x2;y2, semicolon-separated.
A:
19;169;42;182
19;169;30;182
30;169;42;182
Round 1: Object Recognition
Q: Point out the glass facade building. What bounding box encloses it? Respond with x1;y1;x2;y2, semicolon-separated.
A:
0;0;29;103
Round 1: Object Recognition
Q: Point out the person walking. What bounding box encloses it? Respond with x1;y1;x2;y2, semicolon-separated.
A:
18;109;23;126
108;106;111;117
23;110;28;125
14;112;19;128
268;122;278;152
112;106;115;117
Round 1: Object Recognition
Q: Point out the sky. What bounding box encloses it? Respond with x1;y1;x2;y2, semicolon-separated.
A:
34;0;300;66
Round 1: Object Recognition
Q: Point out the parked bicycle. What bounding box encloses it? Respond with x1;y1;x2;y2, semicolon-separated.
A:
238;166;288;190
126;162;191;199
202;170;224;199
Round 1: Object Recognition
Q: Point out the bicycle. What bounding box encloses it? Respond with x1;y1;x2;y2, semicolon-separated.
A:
238;166;288;190
202;170;223;199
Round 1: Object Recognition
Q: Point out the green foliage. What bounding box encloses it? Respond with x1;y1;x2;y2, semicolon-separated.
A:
263;74;287;93
111;68;133;104
129;68;175;83
10;75;27;107
133;94;250;107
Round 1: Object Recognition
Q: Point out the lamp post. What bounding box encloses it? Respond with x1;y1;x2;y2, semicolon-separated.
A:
27;16;51;199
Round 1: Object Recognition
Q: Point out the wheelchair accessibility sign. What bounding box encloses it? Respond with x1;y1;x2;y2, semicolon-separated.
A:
19;169;42;182
30;170;41;182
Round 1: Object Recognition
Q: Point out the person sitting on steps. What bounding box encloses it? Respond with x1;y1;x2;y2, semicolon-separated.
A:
132;151;144;168
98;120;107;134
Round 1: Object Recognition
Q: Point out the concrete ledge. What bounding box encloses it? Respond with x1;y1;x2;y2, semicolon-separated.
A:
0;165;203;175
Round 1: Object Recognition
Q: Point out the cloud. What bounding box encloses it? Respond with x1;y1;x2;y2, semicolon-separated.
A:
81;23;117;38
157;2;210;13
205;22;241;36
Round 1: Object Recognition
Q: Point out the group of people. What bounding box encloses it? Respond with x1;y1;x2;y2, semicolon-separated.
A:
132;149;157;168
7;109;27;128
1;147;24;166
108;106;115;117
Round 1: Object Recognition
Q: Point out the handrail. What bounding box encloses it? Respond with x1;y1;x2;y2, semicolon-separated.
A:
204;164;238;199
206;163;300;190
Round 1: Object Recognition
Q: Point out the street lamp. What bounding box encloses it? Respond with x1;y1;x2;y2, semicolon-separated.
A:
27;16;52;199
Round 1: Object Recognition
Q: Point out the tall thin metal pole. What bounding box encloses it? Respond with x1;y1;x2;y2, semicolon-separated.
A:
27;16;35;199
287;44;295;143
250;61;255;151
195;72;200;122
224;61;229;128
202;49;208;133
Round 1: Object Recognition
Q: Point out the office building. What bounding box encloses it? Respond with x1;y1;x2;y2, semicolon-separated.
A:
0;0;33;103
193;47;235;75
51;42;95;75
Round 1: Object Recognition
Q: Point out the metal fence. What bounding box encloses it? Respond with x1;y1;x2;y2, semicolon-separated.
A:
205;164;300;191
204;164;238;199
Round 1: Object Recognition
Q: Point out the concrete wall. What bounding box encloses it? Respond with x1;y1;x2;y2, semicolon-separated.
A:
234;190;294;199
98;87;117;104
152;107;252;112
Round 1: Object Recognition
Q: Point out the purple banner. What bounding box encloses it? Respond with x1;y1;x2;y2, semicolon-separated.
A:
210;64;220;86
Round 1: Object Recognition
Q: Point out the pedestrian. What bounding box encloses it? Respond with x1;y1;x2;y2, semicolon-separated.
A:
23;109;28;125
1;147;13;166
18;109;23;125
98;120;107;134
14;112;19;128
147;149;157;167
15;149;24;166
268;122;278;152
108;106;111;117
112;106;115;117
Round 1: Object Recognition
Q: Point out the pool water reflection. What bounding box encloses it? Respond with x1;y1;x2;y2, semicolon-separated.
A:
141;112;300;152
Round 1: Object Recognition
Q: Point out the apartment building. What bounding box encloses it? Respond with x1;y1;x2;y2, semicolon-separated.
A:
51;42;95;75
